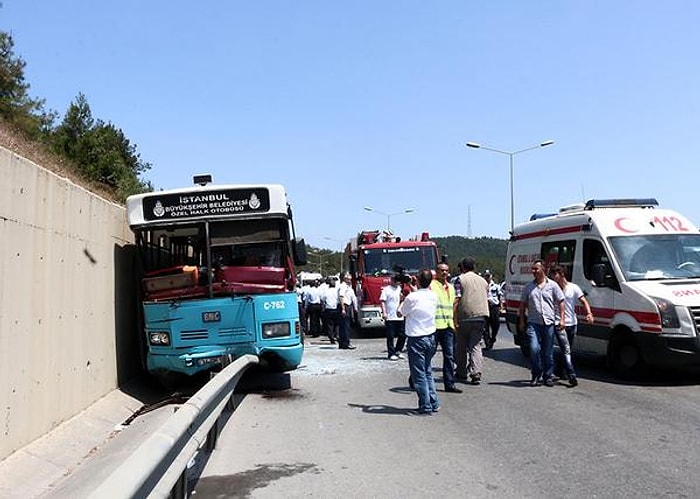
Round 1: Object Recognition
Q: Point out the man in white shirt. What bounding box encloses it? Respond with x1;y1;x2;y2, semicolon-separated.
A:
322;278;340;344
398;269;439;415
304;280;323;337
483;270;504;350
380;274;406;360
337;274;357;350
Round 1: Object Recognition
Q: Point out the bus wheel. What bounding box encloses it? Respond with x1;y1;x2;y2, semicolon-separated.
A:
153;371;186;392
610;332;646;379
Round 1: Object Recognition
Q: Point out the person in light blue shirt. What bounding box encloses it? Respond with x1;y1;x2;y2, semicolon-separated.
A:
518;260;565;387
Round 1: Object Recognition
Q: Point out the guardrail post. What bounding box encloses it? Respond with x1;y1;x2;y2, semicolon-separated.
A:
205;418;220;452
170;471;187;499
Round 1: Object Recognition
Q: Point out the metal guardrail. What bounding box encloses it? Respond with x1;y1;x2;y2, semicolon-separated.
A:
89;354;259;499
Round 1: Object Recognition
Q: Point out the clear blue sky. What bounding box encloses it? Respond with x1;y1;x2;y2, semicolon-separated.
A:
3;1;699;250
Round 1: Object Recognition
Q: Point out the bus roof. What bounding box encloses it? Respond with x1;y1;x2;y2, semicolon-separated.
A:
126;183;289;228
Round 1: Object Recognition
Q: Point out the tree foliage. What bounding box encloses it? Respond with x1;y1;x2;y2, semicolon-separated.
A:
53;93;152;198
0;32;55;137
0;30;151;201
433;236;508;281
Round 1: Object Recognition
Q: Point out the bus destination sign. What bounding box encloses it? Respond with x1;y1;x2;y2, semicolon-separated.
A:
142;188;271;221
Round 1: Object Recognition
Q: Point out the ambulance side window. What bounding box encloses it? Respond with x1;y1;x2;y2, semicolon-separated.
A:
541;240;575;280
583;239;620;290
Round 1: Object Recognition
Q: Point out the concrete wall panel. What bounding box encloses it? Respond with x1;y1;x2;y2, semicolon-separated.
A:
0;147;136;460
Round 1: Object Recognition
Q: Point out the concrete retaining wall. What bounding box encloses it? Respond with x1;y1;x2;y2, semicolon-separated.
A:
0;147;139;460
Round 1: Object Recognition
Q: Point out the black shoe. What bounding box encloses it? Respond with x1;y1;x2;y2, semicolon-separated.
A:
445;386;463;393
569;376;578;387
530;375;541;387
544;378;555;387
470;374;482;385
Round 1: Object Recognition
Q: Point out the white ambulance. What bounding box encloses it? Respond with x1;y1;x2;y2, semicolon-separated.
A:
504;198;700;377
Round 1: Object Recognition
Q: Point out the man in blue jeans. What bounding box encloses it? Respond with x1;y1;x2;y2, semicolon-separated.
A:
430;262;461;393
518;259;566;386
398;269;439;415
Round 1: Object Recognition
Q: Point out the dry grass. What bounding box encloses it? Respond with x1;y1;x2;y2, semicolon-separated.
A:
0;121;120;203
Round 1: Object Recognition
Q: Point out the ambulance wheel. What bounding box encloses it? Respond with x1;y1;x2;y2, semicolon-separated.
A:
610;332;646;379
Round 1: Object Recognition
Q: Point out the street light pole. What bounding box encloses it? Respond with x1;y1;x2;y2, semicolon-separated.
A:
324;236;345;274
466;140;554;232
363;207;415;232
307;252;330;275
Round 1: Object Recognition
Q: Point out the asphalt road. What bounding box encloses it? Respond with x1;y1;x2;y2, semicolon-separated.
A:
187;327;700;498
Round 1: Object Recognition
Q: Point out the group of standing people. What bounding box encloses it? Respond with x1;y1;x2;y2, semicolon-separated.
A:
298;275;358;350
390;256;592;415
302;256;593;415
380;257;492;415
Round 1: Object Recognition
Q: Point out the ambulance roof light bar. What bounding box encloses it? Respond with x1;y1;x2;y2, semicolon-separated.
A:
584;198;658;210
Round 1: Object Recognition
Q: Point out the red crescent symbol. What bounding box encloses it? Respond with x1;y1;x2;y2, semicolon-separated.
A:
614;217;638;233
509;255;516;275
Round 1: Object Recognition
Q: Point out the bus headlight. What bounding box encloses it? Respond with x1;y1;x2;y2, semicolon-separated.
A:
149;331;171;345
650;296;680;329
262;322;290;338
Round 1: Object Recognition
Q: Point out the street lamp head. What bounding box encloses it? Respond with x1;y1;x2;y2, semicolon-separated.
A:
404;208;415;214
540;140;555;147
363;206;373;212
466;142;481;149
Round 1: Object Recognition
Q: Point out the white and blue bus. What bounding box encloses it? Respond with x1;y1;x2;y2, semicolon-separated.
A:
126;175;307;383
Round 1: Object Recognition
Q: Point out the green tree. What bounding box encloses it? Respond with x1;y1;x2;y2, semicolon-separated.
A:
52;93;152;200
1;27;152;202
433;236;508;281
0;32;55;136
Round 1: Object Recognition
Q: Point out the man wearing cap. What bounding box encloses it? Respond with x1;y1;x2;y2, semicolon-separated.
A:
483;270;504;350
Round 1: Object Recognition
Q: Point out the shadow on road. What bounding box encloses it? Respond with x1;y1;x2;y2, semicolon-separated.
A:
347;403;415;415
486;341;700;388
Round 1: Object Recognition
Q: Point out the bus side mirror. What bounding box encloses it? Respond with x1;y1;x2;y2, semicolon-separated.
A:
293;237;307;266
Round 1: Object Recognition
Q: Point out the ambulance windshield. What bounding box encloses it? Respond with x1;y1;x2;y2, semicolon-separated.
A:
609;234;700;281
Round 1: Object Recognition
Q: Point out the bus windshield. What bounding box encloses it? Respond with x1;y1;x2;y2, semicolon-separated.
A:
135;218;289;274
362;246;437;276
609;234;700;281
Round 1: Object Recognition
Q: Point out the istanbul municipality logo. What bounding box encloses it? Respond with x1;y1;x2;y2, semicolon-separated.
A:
153;200;165;217
249;193;261;210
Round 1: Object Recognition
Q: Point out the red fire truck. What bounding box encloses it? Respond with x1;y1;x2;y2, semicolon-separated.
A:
346;230;440;330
